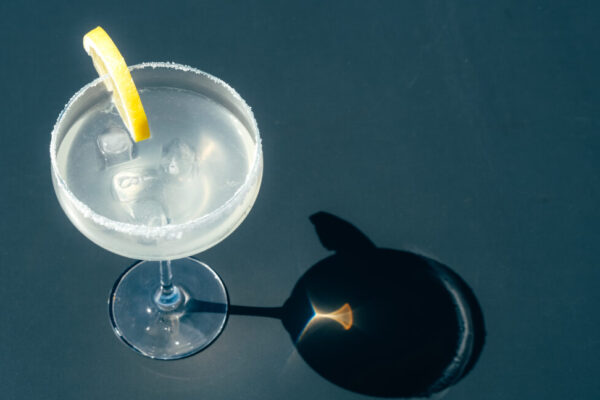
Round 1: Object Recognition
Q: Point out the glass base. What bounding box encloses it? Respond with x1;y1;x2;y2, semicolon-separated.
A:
109;258;228;360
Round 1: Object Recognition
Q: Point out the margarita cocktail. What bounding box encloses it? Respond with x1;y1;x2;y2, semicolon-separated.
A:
50;28;262;359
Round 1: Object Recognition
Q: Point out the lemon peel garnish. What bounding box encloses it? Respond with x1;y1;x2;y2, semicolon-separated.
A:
83;27;150;142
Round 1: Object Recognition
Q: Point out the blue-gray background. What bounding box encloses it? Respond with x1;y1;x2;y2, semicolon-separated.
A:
0;1;598;399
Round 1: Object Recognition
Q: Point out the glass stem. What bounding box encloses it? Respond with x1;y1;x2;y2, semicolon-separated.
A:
155;260;183;311
160;260;174;295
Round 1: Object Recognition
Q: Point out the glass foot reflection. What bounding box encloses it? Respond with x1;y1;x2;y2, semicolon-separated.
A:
109;258;228;360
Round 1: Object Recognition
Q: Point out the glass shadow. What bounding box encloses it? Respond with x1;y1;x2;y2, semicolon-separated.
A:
187;212;485;398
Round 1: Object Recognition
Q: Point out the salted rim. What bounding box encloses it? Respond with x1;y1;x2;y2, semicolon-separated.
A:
50;62;262;240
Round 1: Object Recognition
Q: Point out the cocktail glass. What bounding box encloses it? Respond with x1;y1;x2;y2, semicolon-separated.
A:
50;62;263;359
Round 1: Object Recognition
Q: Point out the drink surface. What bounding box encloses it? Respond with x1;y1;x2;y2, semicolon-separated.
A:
55;86;257;257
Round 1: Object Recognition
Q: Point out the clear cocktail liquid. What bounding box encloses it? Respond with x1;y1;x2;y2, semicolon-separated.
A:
56;87;256;255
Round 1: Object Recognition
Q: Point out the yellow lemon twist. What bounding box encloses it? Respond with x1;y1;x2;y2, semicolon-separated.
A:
83;27;150;142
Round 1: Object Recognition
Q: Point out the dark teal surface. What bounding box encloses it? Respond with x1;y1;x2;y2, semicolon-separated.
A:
0;1;598;399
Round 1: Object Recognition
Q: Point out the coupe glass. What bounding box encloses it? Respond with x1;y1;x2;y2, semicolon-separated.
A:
50;62;263;359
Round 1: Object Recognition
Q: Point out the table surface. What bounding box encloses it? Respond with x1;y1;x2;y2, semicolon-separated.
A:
1;1;598;399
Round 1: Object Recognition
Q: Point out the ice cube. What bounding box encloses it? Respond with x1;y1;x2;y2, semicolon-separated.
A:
127;199;168;227
112;167;161;203
97;129;134;167
160;139;197;182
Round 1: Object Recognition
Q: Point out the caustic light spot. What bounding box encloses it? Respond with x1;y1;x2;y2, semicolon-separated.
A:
298;302;353;341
